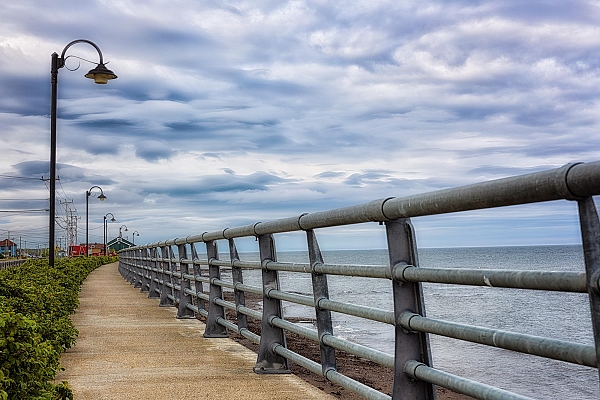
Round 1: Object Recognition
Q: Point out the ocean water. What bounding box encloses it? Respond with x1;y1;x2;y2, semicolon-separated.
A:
218;245;598;399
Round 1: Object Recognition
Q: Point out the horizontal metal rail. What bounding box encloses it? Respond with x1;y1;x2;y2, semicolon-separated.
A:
395;265;588;292
319;298;394;325
0;259;27;269
400;312;597;367
404;361;534;400
273;345;391;400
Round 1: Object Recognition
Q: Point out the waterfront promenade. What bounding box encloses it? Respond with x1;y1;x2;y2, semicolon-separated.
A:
55;262;332;400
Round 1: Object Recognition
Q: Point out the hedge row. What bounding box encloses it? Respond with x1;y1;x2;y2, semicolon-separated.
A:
0;256;118;400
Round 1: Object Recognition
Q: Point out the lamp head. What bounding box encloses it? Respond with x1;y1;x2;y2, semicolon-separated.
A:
85;63;117;84
98;193;107;201
110;217;116;222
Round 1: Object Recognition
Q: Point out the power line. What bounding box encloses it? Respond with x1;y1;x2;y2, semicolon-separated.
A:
0;174;45;181
0;198;49;201
0;209;49;213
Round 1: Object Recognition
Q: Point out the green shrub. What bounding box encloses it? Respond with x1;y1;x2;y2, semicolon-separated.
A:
0;256;117;399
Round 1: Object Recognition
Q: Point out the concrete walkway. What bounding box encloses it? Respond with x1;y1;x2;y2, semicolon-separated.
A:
55;262;332;400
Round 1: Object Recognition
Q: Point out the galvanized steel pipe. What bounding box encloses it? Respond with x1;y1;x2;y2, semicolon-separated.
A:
396;265;587;292
401;312;597;367
404;360;535;400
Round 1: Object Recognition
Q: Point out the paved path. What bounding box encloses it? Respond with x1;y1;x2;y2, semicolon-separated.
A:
55;262;332;400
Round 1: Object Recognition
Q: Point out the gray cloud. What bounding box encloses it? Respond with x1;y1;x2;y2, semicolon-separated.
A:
135;141;177;162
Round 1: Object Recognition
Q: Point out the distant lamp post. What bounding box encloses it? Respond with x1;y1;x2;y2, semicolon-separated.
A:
119;225;128;239
49;39;117;267
104;213;115;255
132;231;140;245
86;186;106;256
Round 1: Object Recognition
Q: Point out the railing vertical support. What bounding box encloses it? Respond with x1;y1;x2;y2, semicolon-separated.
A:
254;233;290;374
176;243;195;319
119;250;127;279
190;243;205;318
139;248;149;291
118;250;125;277
159;245;174;307
169;245;182;306
307;229;337;376
128;250;137;285
386;218;436;400
204;240;228;337
229;238;247;330
578;197;600;380
148;247;160;298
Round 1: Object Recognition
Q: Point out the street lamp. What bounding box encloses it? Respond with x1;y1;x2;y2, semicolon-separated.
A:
49;39;117;267
104;213;115;255
119;225;128;238
132;231;140;245
86;186;106;256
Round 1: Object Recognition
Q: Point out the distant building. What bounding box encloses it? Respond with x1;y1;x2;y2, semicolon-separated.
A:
0;239;17;258
88;242;105;256
69;243;106;257
107;237;135;253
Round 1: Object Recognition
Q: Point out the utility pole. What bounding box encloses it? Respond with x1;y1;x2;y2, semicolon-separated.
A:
61;200;75;246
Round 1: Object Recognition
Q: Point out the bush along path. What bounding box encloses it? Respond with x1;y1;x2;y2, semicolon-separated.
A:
0;256;118;400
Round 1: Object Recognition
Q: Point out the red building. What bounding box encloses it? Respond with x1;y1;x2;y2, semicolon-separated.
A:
0;239;17;258
69;243;106;257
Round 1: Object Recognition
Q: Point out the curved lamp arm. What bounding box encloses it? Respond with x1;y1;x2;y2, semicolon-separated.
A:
104;212;115;222
54;39;117;84
87;185;106;201
60;39;106;65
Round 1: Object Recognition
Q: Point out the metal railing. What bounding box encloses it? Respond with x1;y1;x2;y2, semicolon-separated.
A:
0;259;27;270
118;161;600;400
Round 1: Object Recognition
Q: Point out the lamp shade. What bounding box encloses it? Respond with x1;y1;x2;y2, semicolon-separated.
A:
98;193;107;201
85;63;117;84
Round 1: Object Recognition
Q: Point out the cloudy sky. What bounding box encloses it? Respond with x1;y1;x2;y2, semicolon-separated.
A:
1;1;599;253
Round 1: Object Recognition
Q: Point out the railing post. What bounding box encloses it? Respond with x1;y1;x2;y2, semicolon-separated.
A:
204;240;228;337
254;233;290;374
386;218;436;400
130;249;139;285
148;247;160;299
133;248;143;288
578;197;600;381
122;249;131;282
169;245;182;307
306;229;337;376
159;245;174;307
127;249;136;284
118;250;126;277
229;238;247;330
117;251;123;276
139;248;150;292
176;243;195;319
190;243;205;318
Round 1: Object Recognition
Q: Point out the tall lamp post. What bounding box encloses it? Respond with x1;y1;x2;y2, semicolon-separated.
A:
132;231;140;245
86;186;106;256
104;213;115;255
50;39;117;267
119;225;128;238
